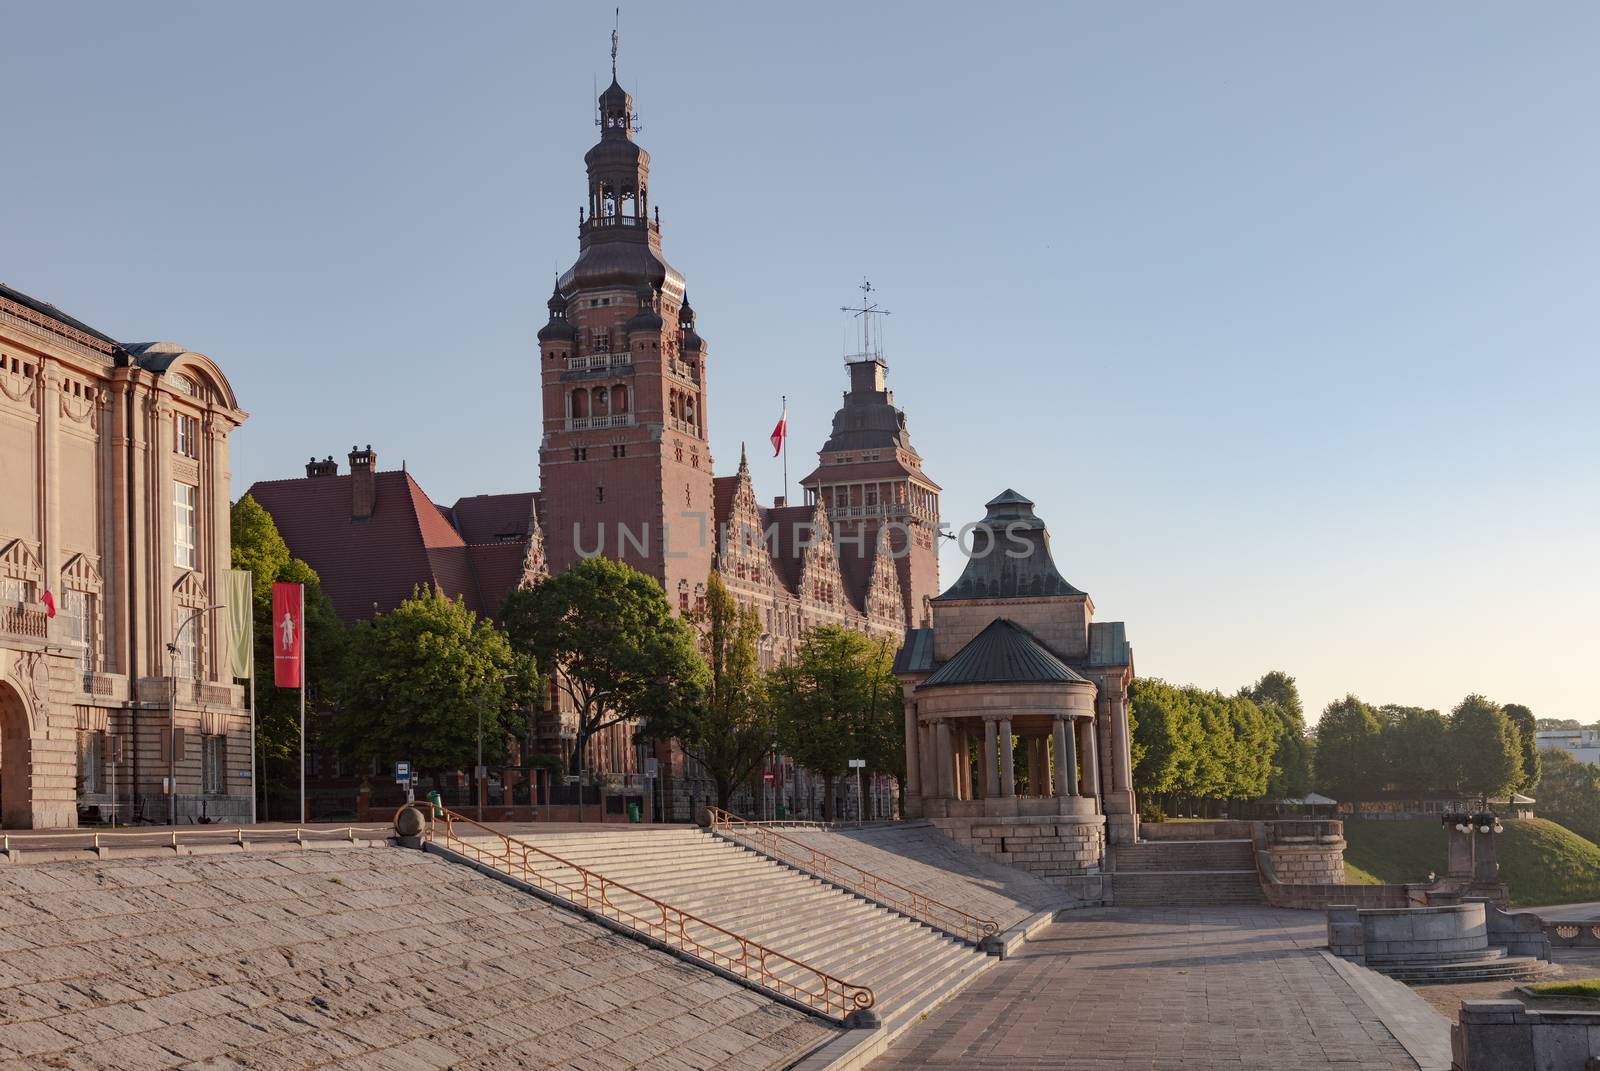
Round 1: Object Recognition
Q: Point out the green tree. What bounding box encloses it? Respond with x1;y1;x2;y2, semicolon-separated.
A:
230;496;347;817
770;626;897;821
1377;705;1451;798
338;587;539;783
1131;678;1201;798
679;574;770;811
1503;703;1541;792
1314;695;1384;801
1534;749;1600;843
851;636;903;813
1448;694;1522;802
500;556;705;776
1242;671;1311;799
1538;718;1583;731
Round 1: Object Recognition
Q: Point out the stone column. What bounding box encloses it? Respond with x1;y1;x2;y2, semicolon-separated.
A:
40;365;61;639
953;727;969;800
983;719;999;799
1079;719;1100;798
1108;695;1132;793
902;698;921;800
1053;717;1077;797
935;721;953;800
918;722;937;804
997;718;1015;797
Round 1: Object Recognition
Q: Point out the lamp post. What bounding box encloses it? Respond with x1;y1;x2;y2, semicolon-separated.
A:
167;603;224;826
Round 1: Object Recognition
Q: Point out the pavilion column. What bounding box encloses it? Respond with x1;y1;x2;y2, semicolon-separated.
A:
954;728;970;800
983;719;999;799
935;721;954;800
1079;719;1100;799
902;698;921;801
1108;695;1133;793
918;723;937;802
997;718;1015;797
1053;717;1077;797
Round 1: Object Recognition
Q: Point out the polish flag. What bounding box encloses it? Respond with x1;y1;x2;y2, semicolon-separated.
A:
770;401;787;457
40;590;55;618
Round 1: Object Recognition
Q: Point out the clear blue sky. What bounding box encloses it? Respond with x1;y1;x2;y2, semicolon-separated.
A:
6;2;1596;722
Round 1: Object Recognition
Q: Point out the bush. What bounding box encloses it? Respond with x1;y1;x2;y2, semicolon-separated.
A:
1139;800;1167;823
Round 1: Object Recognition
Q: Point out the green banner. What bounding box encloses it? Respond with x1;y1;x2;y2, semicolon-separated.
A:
226;569;254;680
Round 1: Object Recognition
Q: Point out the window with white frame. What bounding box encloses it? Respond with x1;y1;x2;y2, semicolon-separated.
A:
0;577;33;608
174;609;200;679
60;589;96;673
175;413;199;459
203;734;226;794
174;482;197;568
79;731;106;795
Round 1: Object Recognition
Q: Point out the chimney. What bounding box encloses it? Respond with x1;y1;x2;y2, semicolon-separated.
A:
349;444;377;520
774;495;787;508
305;455;338;478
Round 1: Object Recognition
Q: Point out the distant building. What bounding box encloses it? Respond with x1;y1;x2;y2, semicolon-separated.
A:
1536;729;1600;767
1;284;250;828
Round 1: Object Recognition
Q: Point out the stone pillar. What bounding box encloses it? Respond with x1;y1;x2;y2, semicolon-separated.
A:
935;721;953;800
1079;719;1100;799
1108;696;1132;793
902;698;921;801
918;723;937;806
953;728;969;800
983;719;999;799
1054;717;1077;797
997;718;1015;797
40;366;61;640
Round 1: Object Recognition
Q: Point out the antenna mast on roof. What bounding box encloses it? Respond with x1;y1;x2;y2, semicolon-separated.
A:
840;277;891;368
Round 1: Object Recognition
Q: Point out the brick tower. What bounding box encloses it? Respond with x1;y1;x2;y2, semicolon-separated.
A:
537;63;715;605
800;283;941;626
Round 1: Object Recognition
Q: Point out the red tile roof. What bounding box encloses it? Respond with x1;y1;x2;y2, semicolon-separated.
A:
449;492;537;545
245;470;532;625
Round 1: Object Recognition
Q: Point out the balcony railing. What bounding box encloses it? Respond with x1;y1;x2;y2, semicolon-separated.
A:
565;413;636;431
581;214;661;236
566;352;632;372
707;807;1000;946
0;606;47;640
669;417;699;437
412;805;875;1023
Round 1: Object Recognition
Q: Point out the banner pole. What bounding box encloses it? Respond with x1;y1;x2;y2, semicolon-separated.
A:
781;394;789;504
249;572;257;825
298;583;306;825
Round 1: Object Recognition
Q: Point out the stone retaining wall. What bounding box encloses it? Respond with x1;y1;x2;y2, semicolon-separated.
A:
1453;1001;1600;1070
1264;878;1415;911
931;814;1107;901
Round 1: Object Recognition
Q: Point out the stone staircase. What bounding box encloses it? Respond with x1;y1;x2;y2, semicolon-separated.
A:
1371;946;1553;984
455;826;993;1027
1110;838;1266;905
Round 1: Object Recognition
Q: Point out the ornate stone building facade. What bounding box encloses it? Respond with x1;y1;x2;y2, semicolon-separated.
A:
895;490;1137;883
0;285;250;828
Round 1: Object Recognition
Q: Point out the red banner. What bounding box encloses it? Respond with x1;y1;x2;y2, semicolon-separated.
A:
272;582;303;688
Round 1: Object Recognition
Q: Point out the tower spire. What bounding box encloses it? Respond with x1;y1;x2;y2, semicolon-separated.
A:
611;7;619;79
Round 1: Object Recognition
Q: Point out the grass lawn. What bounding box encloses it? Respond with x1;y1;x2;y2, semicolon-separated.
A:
1528;980;1600;1000
1342;817;1600;908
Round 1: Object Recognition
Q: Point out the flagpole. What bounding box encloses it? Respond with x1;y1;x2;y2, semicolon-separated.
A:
781;394;789;505
298;582;306;825
248;570;257;825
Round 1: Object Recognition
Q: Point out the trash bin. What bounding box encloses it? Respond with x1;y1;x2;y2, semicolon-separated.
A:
776;803;788;820
627;801;642;823
426;790;443;818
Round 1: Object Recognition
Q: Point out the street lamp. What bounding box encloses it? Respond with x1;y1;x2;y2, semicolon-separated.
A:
167;603;224;826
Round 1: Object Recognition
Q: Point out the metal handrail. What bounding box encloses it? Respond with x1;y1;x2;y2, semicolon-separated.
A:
706;807;1000;945
409;806;875;1022
0;825;381;854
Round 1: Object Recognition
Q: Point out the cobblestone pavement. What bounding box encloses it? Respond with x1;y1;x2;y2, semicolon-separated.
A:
0;846;838;1070
873;906;1423;1070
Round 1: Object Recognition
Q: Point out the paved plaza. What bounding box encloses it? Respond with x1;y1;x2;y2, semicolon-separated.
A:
874;906;1449;1071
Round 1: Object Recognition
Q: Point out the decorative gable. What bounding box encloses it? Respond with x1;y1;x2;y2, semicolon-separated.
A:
0;538;42;581
864;526;905;624
173;570;207;602
60;552;103;591
518;499;549;590
796;499;847;610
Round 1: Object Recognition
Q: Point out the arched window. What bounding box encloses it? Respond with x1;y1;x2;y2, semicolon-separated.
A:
595;387;609;413
613;385;629;413
570;389;589;418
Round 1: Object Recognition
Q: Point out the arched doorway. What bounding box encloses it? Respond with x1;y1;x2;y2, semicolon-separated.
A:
0;681;32;828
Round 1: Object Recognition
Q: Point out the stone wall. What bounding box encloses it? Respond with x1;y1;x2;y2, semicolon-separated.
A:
1264;880;1415;911
1453;1001;1600;1070
931;814;1107;902
1263;821;1346;884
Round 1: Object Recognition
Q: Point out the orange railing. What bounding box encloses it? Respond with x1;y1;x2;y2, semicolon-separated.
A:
408;806;875;1023
706;807;1000;945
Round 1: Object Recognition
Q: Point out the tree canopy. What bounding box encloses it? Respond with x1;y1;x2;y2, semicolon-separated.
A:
770;626;900;821
337;586;539;774
678;573;772;810
1313;695;1385;801
1502;703;1541;791
1448;694;1523;801
1242;670;1311;799
500;556;705;776
1130;678;1280;814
